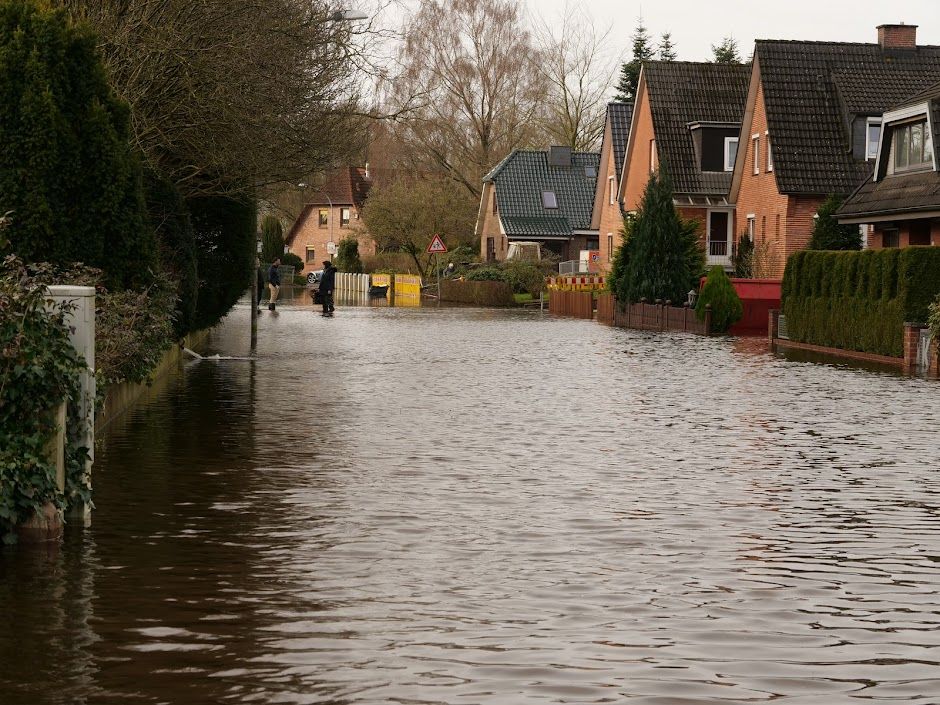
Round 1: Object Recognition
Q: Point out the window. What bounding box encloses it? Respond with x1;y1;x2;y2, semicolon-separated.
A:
752;135;760;175
765;132;773;172
882;228;900;248
708;211;730;256
486;237;496;262
340;207;351;226
746;215;755;241
650;139;658;173
542;191;558;209
894;119;933;171
584;165;597;178
305;247;316;264
910;222;931;246
866;118;882;161
607;234;613;260
608;176;616;205
724;137;738;172
492;192;498;215
318;209;329;227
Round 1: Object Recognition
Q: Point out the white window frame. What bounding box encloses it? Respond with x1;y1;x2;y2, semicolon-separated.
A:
752;134;760;175
650;139;657;173
866;117;882;162
746;214;755;240
542;190;558;209
723;137;738;172
765;131;773;172
608;176;616;205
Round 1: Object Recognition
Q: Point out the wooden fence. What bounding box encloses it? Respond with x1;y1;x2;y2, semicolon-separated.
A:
612;299;710;335
548;290;594;319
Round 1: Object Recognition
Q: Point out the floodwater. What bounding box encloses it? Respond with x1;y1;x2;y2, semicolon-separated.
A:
3;291;940;705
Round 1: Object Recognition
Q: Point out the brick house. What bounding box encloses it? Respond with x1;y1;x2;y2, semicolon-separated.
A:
837;80;940;247
475;147;600;264
286;167;378;270
729;25;940;276
619;61;750;270
589;103;633;273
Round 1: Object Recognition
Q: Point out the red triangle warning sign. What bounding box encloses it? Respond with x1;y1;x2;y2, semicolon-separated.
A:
426;234;448;254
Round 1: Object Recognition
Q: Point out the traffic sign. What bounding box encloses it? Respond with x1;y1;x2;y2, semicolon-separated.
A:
426;234;448;254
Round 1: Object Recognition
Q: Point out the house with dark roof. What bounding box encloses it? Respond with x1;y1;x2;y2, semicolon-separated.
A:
619;61;751;270
286;166;379;269
729;24;940;276
475;147;601;264
837;80;940;247
590;103;633;273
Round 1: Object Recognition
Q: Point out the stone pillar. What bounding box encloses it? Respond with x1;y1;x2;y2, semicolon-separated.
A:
902;322;925;372
46;286;95;523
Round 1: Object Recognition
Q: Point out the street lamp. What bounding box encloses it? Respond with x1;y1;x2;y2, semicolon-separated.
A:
330;9;368;21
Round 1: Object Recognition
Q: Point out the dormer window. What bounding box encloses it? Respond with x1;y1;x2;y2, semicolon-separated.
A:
866;118;882;161
894;119;933;171
542;191;558;209
724;137;738;172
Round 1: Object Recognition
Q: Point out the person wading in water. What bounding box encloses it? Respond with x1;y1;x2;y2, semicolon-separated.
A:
319;260;336;316
267;258;281;311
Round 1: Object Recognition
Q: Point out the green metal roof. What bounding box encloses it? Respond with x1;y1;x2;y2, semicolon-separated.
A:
484;149;600;237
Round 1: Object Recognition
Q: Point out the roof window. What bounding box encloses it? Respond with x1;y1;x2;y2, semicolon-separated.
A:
542;191;558;209
584;165;597;178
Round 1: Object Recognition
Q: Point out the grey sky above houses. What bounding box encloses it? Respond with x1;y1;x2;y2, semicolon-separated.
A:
377;1;939;64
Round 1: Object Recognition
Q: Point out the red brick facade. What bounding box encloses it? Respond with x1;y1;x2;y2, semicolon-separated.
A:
287;203;375;271
621;83;656;214
594;119;622;272
867;219;940;249
477;182;506;262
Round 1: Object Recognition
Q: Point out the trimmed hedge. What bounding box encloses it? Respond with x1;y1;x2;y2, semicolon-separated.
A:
782;248;940;357
440;280;515;307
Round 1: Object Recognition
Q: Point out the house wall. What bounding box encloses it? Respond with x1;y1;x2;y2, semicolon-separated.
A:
287;204;375;272
597;122;623;272
734;80;821;277
868;218;940;248
622;83;656;213
678;207;708;248
477;183;507;261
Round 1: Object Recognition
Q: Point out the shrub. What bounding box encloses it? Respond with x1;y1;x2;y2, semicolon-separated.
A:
334;237;363;273
0;1;157;290
465;266;505;282
696;266;743;334
500;260;546;295
733;233;754;277
281;251;304;273
808;195;862;250
439;279;515;306
362;252;419;275
782;248;940;357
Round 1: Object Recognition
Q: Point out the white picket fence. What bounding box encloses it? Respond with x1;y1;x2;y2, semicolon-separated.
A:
335;272;370;292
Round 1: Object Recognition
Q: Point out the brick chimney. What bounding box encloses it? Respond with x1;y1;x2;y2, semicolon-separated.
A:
878;23;917;49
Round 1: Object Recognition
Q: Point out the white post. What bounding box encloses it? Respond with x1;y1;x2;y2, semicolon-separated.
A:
46;286;95;523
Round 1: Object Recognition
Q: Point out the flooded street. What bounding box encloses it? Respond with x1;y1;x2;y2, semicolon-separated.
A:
3;295;940;704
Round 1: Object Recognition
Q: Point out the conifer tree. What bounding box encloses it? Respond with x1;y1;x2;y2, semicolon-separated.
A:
658;33;677;61
335;238;363;273
696;265;743;334
711;36;742;64
260;215;285;264
615;19;655;103
615;170;692;304
808;195;862;250
0;0;156;289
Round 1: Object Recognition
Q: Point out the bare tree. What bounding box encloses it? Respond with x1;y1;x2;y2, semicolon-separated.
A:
390;0;545;200
531;6;620;152
57;0;381;197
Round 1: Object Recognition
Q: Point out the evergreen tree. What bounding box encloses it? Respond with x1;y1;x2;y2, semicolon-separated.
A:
260;215;285;263
808;195;862;250
658;33;677;61
0;0;156;289
615;19;655;103
615;170;692;304
334;237;363;273
711;36;742;64
696;265;743;334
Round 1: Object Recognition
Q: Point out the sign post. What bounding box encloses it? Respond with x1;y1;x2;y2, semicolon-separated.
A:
426;235;448;302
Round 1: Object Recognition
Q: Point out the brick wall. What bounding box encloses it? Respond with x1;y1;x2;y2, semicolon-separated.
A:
878;24;917;49
287;204;374;271
869;219;940;248
597;121;623;273
735;80;825;278
679;206;709;248
622;83;656;213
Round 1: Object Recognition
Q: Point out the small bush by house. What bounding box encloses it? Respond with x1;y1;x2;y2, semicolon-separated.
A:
696;266;743;334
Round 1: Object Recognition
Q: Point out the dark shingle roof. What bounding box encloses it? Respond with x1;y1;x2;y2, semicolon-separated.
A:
608;102;633;183
484;150;600;237
644;61;751;196
838;84;940;220
757;40;940;195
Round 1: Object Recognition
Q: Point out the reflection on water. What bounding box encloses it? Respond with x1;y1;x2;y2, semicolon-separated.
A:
2;295;940;704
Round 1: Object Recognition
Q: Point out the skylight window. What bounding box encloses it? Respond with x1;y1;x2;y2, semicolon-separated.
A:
584;166;597;178
542;191;558;209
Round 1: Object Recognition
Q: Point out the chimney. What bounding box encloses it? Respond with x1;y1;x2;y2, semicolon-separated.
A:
877;23;917;49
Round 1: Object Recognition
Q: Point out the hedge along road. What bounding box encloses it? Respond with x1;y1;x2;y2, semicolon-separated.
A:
2;295;940;705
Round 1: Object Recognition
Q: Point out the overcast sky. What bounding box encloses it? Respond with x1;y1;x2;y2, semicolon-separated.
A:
380;0;939;63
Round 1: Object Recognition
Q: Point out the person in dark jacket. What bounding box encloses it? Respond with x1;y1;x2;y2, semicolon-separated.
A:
267;258;281;311
319;260;336;315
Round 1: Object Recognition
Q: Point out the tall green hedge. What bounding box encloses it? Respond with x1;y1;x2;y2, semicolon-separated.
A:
0;0;156;289
782;248;940;357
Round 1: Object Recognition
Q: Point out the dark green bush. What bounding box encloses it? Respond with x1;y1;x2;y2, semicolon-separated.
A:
733;233;754;277
440;279;515;306
465;267;505;282
281;252;304;273
782;248;940;357
808;195;862;250
696;266;743;334
334;237;363;273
